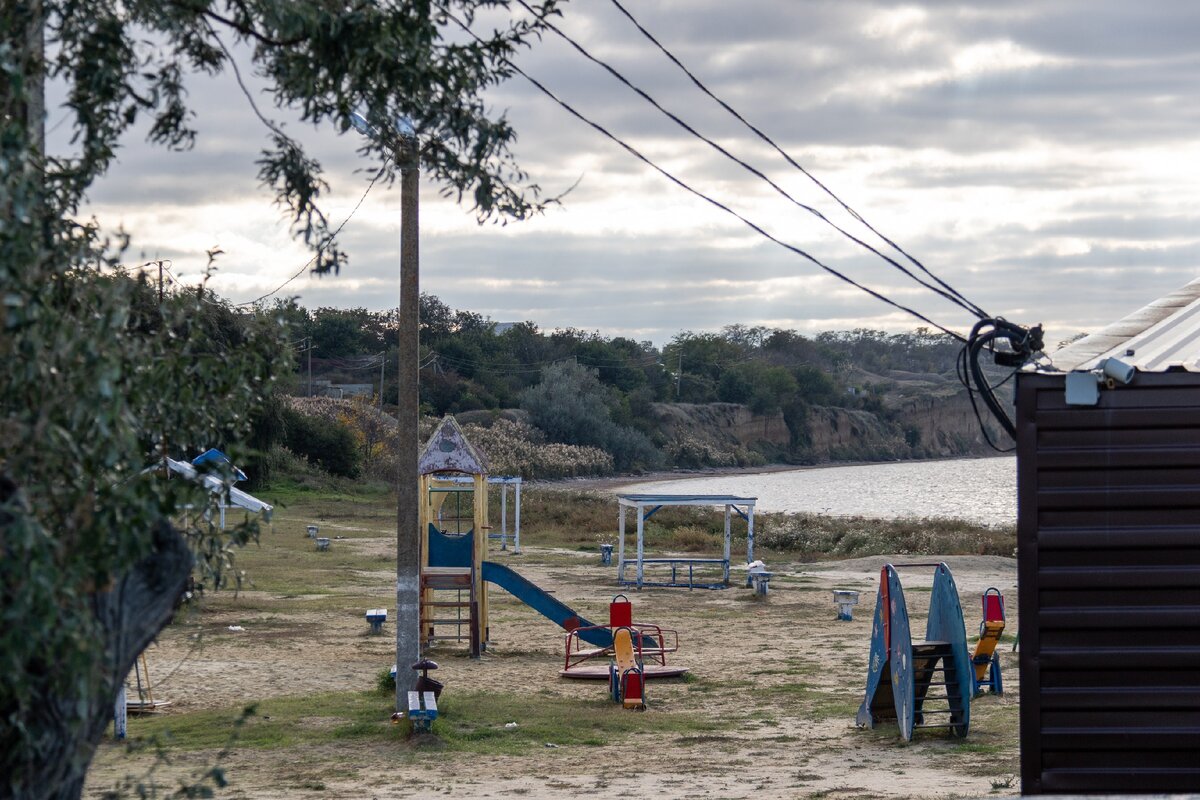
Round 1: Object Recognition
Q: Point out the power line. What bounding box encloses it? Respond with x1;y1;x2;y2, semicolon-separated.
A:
235;165;387;308
516;0;983;321
604;0;988;320
441;7;965;343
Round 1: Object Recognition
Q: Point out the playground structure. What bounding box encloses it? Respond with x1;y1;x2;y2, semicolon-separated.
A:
972;587;1005;696
609;627;647;710
418;417;612;656
439;474;523;553
112;651;171;740
166;449;272;528
856;563;971;741
616;494;757;589
561;594;687;679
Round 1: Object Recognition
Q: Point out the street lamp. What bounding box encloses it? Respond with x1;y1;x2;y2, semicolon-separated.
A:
352;110;421;704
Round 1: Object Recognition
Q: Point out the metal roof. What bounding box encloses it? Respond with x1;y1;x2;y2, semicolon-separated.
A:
1048;277;1200;373
617;493;756;507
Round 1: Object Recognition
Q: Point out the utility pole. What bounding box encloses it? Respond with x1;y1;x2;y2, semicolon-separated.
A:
395;133;421;702
677;352;682;399
379;351;385;410
307;338;314;396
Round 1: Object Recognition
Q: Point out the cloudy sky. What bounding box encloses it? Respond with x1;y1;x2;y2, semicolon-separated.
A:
57;1;1200;346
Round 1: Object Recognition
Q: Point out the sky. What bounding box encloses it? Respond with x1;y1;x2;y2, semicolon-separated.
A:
55;1;1200;347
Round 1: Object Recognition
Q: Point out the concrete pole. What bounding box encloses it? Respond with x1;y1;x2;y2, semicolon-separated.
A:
395;135;421;703
27;0;44;166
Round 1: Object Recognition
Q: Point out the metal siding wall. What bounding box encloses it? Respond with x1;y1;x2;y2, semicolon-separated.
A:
1017;372;1200;794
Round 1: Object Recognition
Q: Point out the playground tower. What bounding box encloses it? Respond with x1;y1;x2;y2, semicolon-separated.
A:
418;417;490;657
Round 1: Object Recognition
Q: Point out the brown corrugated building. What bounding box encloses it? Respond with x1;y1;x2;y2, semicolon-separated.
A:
1016;278;1200;794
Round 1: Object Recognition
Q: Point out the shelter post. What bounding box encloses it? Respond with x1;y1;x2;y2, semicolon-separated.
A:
513;479;522;554
617;504;626;580
636;506;645;589
723;505;732;585
500;482;508;550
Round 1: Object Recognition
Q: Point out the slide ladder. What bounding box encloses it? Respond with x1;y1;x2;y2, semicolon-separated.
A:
856;563;971;740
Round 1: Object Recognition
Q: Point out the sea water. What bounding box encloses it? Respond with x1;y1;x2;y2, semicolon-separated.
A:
621;456;1016;526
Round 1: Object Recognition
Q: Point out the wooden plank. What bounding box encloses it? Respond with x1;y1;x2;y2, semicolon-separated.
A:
423;691;437;713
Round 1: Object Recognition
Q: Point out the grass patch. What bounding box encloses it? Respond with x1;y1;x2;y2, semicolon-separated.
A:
126;692;396;751
434;691;718;754
123;689;718;757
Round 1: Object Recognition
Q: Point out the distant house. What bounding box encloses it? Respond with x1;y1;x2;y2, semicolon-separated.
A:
313;380;374;399
1015;277;1200;795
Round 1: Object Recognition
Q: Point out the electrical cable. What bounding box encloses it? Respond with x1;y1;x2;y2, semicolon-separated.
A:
235;164;387;307
956;317;1043;452
603;0;987;320
516;0;983;320
441;7;966;343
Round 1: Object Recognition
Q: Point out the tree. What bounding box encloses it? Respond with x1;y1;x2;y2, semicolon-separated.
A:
520;361;660;471
1;1;561;797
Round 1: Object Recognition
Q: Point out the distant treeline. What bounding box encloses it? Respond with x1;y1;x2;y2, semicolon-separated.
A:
144;286;970;481
276;294;964;419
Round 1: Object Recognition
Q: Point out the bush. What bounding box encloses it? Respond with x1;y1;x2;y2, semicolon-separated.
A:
520;361;661;472
281;406;360;478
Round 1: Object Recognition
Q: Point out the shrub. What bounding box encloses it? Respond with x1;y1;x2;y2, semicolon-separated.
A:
281;406;360;478
520;361;661;472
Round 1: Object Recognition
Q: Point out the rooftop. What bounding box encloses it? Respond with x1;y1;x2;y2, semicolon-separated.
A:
1048;277;1200;373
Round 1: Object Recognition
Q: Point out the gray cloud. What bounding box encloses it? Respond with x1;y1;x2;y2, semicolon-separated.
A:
65;0;1200;347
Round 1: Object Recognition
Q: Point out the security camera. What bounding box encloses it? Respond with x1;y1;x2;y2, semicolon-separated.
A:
1102;357;1135;385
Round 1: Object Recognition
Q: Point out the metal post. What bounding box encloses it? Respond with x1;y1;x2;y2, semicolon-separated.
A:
513;479;522;554
617;504;626;581
114;685;126;741
500;481;508;550
395;135;421;704
724;505;732;586
747;506;755;564
636;506;645;590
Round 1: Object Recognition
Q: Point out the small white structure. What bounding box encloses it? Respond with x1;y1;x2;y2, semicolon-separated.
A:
833;589;860;621
166;457;273;528
616;494;757;590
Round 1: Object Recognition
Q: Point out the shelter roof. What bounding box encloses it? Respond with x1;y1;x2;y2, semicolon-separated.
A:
1048;277;1200;373
617;493;756;507
165;458;272;513
418;415;489;476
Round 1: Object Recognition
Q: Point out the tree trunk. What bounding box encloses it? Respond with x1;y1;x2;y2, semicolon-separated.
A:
13;521;193;800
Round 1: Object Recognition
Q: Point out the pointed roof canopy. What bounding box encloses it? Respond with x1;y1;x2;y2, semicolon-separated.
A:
418;415;490;476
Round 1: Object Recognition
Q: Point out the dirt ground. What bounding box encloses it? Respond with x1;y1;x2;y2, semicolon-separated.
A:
86;510;1021;799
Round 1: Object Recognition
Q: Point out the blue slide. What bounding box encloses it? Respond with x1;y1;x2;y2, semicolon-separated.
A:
481;561;613;648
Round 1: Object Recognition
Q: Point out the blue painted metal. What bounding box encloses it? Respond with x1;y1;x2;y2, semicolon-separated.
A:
427;523;474;568
927;563;971;734
856;563;971;741
481;561;611;648
191;448;247;482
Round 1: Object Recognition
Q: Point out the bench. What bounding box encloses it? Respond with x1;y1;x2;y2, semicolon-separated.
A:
750;571;773;597
315;537;330;551
365;608;387;634
619;557;729;589
407;690;438;732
